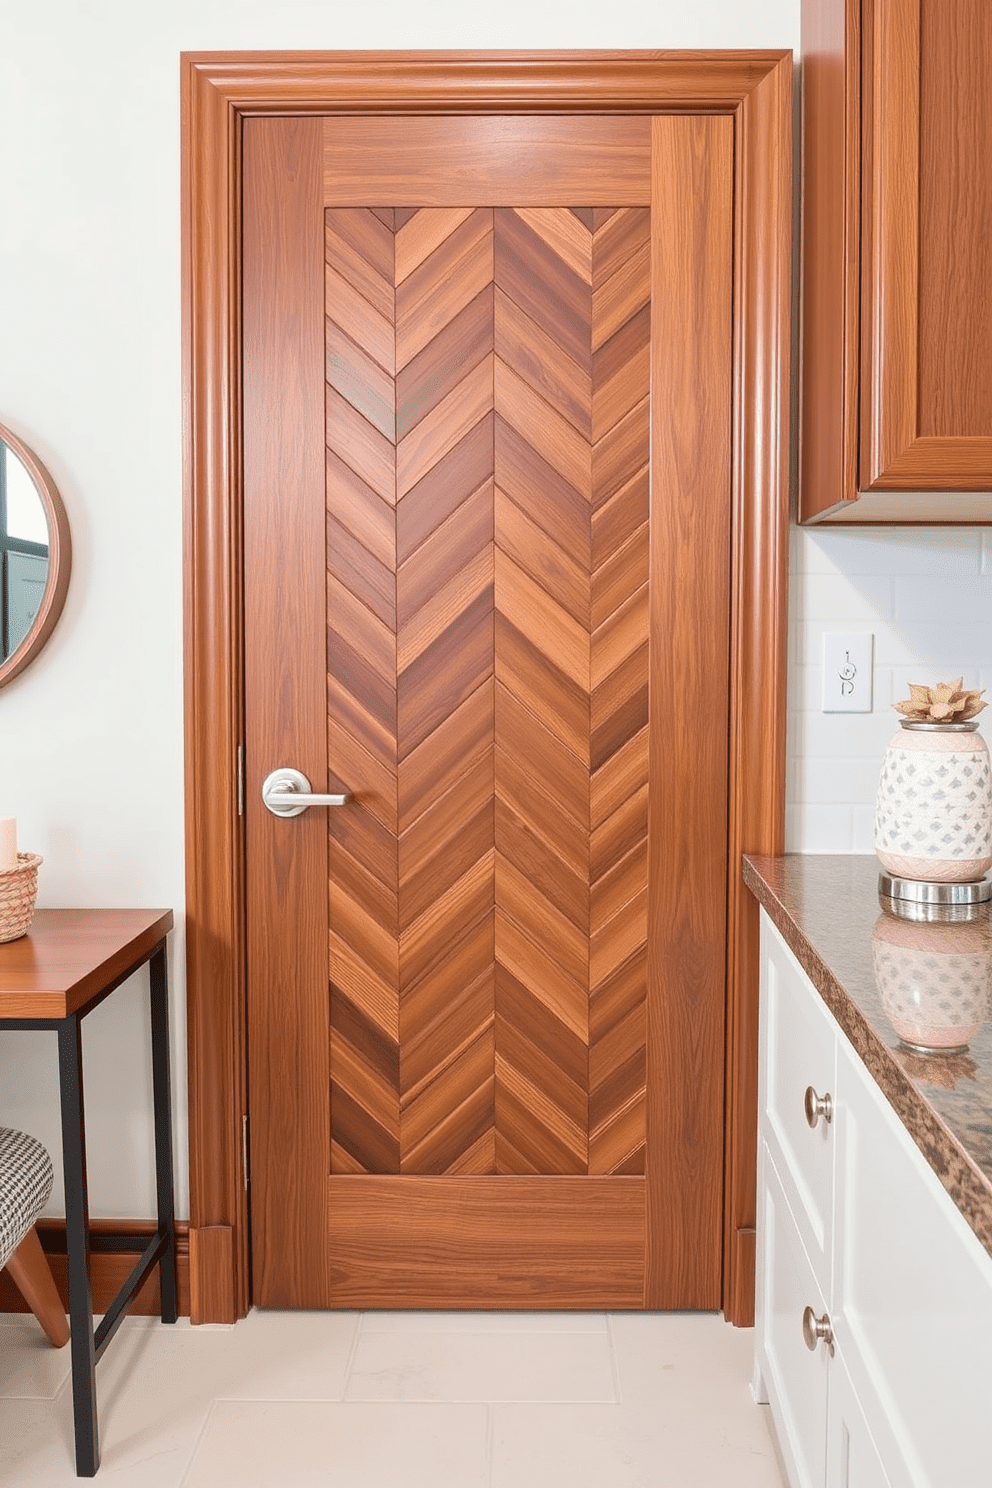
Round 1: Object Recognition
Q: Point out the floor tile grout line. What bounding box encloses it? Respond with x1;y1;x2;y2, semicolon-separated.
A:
606;1313;623;1403
0;1322;789;1488
177;1396;220;1488
485;1402;494;1488
342;1310;364;1397
354;1315;609;1335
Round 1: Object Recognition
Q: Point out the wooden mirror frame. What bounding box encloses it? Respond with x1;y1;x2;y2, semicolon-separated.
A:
181;50;792;1328
0;422;72;689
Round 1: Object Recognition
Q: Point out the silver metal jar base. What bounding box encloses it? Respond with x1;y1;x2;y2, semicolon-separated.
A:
878;872;992;921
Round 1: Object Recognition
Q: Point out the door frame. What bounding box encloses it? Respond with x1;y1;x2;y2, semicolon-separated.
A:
180;50;792;1326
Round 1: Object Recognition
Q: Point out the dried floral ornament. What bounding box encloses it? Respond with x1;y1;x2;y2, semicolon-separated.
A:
894;678;987;724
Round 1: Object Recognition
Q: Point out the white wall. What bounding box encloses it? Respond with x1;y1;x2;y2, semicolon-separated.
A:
6;0;985;1226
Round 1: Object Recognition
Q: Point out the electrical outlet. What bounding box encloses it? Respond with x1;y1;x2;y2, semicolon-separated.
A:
822;632;873;713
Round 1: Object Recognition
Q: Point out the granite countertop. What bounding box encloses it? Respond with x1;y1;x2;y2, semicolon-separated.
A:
743;853;992;1262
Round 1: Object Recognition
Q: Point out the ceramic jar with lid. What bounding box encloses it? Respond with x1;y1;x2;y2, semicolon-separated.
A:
874;720;992;883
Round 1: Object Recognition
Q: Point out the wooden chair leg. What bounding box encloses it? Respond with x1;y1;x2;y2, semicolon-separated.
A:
6;1225;70;1348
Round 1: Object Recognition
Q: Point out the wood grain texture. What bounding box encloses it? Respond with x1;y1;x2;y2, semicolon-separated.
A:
917;0;992;438
0;1220;191;1323
798;0;861;521
327;202;651;1200
322;118;650;205
586;212;650;1178
803;0;992;519
4;1228;69;1347
862;0;921;488
188;1225;236;1323
325;209;498;1178
325;207;401;1179
183;51;789;115
326;1176;644;1307
183;51;792;1322
645;115;732;1310
242;117;330;1309
722;55;792;1325
0;910;172;1019
181;54;251;1323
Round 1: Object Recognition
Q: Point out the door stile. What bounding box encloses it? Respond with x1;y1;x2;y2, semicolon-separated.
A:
243;117;332;1307
644;115;734;1308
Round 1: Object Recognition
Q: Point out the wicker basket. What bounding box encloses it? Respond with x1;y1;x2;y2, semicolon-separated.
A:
0;853;43;943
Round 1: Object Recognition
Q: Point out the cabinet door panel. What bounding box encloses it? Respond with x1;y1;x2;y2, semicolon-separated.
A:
758;1141;830;1488
862;0;992;490
825;1349;890;1488
800;0;992;520
835;1032;992;1488
760;918;836;1279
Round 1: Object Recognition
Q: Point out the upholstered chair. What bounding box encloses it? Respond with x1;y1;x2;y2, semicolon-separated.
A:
0;1126;69;1347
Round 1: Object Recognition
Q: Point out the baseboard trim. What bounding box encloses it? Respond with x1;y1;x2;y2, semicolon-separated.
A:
0;1219;190;1319
725;1225;756;1327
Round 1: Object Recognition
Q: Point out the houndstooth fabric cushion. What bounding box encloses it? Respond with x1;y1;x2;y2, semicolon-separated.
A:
0;1127;54;1270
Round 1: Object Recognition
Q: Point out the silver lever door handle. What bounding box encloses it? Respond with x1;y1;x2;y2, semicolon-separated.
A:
261;767;350;817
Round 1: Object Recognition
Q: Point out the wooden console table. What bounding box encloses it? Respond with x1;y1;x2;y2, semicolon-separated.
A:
0;908;176;1477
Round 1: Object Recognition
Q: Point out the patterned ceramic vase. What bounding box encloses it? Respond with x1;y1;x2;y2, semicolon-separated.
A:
874;721;992;882
872;910;991;1053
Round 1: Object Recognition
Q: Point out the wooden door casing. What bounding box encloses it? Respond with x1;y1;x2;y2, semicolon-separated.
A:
181;52;792;1327
243;114;733;1308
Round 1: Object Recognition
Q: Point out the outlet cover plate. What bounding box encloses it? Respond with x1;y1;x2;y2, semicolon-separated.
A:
822;632;873;713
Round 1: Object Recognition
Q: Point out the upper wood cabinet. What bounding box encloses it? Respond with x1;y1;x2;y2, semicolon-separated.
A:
801;0;992;522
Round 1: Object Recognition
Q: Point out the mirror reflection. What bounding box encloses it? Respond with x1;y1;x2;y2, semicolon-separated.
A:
1;437;50;664
0;422;71;688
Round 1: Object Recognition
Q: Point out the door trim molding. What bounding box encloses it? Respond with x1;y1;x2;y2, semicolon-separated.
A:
181;50;791;1325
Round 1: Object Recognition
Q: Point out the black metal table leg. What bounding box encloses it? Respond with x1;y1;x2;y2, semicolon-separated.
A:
57;1016;100;1478
148;943;177;1324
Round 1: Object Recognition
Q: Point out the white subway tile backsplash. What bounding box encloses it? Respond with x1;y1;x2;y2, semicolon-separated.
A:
872;666;895;710
783;804;801;851
876;625;991;670
795;572;894;623
893;575;992;626
795;527;984;578
789;708;893;762
852;806;878;852
787;525;992;854
794;664;821;712
786;803;854;853
792;757;882;807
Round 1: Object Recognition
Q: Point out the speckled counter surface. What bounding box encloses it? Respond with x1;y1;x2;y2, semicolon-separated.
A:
743;853;992;1262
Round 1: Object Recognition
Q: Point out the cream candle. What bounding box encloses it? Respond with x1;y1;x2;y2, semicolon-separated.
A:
0;818;16;871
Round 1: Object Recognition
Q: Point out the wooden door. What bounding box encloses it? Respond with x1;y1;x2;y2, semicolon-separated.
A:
242;113;734;1309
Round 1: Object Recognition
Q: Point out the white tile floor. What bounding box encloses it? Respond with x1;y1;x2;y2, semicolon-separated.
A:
0;1308;787;1487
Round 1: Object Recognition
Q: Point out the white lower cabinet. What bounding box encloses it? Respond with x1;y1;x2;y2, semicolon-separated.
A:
759;1145;830;1487
824;1348;890;1488
756;913;992;1488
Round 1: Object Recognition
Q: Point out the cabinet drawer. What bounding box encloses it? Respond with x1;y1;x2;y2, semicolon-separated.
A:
835;1034;992;1488
760;918;837;1282
757;1140;830;1488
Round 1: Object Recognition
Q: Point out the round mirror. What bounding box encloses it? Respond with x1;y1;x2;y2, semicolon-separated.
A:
0;422;71;688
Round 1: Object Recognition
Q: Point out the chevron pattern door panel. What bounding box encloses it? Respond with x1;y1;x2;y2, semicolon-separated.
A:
326;205;649;1184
